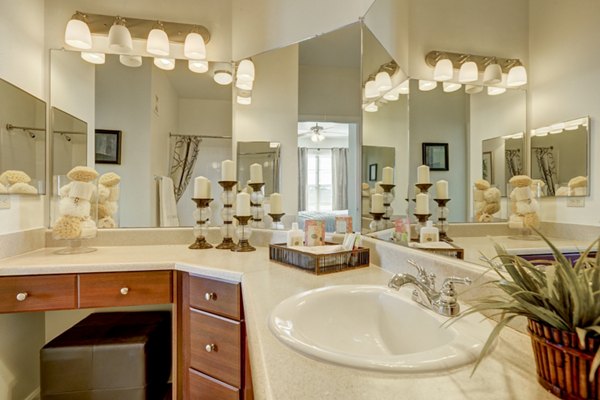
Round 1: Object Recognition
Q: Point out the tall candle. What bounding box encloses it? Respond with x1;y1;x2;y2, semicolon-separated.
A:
270;193;283;214
250;163;263;183
221;160;235;181
194;176;210;198
415;193;429;214
417;165;430;184
436;180;448;199
236;192;251;216
371;193;385;213
382;166;394;184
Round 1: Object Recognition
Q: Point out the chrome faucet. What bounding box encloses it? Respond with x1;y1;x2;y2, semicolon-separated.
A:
388;259;471;317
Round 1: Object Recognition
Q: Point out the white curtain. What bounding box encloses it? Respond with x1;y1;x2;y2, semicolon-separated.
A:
298;147;308;211
332;148;348;210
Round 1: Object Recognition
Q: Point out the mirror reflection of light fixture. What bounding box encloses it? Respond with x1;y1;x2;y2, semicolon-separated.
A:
483;60;502;85
237;95;252;105
365;80;379;99
236;79;253;91
364;102;378;113
383;88;400;101
184;30;206;60
188;59;208;73
507;63;527;87
487;86;506;96
65;12;92;50
81;52;105;64
418;80;437;91
120;54;142;67
108;17;132;52
443;81;461;93
214;62;233;85
375;71;392;92
458;60;478;83
465;84;483;94
237;59;255;82
153;57;175;70
398;79;409;94
147;22;170;56
433;58;453;81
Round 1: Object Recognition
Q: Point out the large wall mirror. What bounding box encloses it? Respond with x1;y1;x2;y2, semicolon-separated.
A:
52;107;87;177
0;78;46;195
237;141;281;195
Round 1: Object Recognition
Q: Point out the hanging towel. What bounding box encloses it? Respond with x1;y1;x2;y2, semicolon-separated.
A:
157;176;180;227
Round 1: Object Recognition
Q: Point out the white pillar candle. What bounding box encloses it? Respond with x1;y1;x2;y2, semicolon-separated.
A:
382;166;394;184
221;160;235;181
371;193;385;213
236;192;251;216
250;163;263;183
415;193;429;214
194;176;211;198
270;193;283;214
436;180;448;199
417;165;430;184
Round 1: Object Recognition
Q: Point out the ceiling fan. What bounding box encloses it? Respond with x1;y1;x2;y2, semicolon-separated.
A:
297;123;333;142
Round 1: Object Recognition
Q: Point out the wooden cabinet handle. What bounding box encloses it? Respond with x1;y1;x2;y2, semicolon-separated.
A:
204;292;216;301
16;292;28;302
120;287;129;295
205;343;217;352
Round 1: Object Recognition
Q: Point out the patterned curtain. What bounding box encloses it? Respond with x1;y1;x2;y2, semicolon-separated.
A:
533;146;558;196
169;135;202;201
331;148;348;210
505;149;523;179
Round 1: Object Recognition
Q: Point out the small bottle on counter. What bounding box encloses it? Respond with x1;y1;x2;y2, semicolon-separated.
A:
419;221;439;243
286;222;304;247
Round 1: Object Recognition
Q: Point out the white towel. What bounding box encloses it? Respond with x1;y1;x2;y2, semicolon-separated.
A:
158;176;180;227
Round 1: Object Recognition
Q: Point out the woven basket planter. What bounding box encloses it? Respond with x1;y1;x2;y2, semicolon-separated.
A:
528;319;600;399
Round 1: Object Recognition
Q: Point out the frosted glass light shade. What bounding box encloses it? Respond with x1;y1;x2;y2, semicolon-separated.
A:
147;27;170;56
189;59;209;73
465;84;483;94
364;102;378;112
375;71;392;92
383;88;400;101
184;32;206;59
237;60;255;81
237;95;252;105
398;80;409;94
443;82;461;93
483;63;502;85
214;70;233;85
236;78;253;90
458;61;478;83
81;52;105;64
433;59;453;81
507;65;527;87
153;57;175;70
65;18;92;49
365;80;379;99
120;55;142;67
108;21;132;52
487;86;506;96
418;80;437;91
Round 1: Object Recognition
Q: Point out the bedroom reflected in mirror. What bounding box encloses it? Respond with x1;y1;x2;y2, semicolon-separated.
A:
530;117;589;197
236;141;281;196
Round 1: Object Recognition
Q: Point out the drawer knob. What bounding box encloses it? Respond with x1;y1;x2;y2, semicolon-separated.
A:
204;292;216;301
120;287;129;295
205;343;217;353
16;292;28;302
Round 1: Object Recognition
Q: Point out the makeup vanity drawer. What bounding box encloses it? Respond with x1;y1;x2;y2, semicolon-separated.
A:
190;308;242;387
189;367;240;400
189;275;241;320
79;271;172;308
0;274;77;313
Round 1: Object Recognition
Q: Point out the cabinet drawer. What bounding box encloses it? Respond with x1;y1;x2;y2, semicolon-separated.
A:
0;274;77;313
189;368;239;400
189;275;241;320
190;309;241;387
79;271;172;308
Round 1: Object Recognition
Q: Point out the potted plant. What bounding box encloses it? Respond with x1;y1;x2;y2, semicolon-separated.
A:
459;232;600;399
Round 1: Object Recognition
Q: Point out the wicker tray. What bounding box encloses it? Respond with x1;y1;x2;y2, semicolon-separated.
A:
269;243;370;275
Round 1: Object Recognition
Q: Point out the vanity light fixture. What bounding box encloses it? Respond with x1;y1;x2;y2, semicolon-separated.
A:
483;59;503;85
433;58;453;81
108;17;132;53
237;95;252;105
81;52;105;64
398;79;409;94
364;102;379;113
549;122;566;134
184;29;206;60
487;86;506;96
214;62;233;85
120;55;142;67
365;80;379;99
418;80;437;91
507;63;527;87
375;71;392;92
237;59;255;82
465;84;483;94
65;12;92;50
188;59;209;73
383;88;400;101
147;22;170;56
443;82;462;93
153;57;175;71
458;59;478;83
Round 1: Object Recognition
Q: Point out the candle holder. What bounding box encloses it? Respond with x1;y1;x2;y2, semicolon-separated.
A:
380;184;395;227
413;213;432;241
217;181;237;250
248;182;265;228
232;215;255;252
415;183;433;194
369;212;387;232
268;213;285;230
190;198;213;249
434;198;452;242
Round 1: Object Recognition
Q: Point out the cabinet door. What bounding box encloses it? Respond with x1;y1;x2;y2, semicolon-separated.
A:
189;368;239;400
79;271;172;308
189;275;241;320
0;274;77;313
190;309;241;387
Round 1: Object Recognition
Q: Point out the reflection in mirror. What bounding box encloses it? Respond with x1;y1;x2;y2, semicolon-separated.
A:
530;117;589;197
52;107;87;176
237;141;280;195
481;133;524;198
0;78;46;194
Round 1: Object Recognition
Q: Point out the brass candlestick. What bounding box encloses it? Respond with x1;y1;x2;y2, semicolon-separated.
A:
413;213;432;241
434;198;452;242
380;183;395;226
268;213;285;230
369;212;386;232
415;183;433;193
190;198;213;249
217;181;237;250
232;215;255;252
249;182;265;228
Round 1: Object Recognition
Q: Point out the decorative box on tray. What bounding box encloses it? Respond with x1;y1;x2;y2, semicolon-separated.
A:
269;243;370;275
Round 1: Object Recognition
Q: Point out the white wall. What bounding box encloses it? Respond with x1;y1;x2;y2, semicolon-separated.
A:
529;0;600;226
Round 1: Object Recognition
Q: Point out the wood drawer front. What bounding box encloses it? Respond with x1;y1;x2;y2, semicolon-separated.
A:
0;274;77;313
189;275;241;320
190;309;241;388
79;271;172;308
189;368;239;400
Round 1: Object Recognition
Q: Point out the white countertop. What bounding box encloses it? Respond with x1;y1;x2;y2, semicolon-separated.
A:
0;244;554;400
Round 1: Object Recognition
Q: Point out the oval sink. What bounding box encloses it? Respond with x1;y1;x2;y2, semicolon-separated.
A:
269;284;493;372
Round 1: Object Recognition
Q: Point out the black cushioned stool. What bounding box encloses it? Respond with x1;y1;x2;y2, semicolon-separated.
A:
40;311;171;400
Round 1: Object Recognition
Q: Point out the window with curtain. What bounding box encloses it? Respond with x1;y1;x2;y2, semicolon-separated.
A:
306;149;333;211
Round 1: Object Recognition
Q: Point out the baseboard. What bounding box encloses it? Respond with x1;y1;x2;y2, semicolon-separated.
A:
24;387;40;400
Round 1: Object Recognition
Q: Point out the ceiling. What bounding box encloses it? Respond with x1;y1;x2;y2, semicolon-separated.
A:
165;61;232;101
299;23;361;69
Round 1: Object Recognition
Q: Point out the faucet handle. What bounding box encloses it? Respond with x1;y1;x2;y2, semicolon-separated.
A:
407;259;427;279
440;277;471;303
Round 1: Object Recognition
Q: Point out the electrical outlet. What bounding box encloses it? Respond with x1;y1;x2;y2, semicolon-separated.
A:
567;197;585;208
0;195;10;209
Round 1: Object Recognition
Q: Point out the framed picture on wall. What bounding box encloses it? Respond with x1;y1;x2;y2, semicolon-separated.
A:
95;129;122;164
482;151;493;182
368;163;378;181
422;142;448;171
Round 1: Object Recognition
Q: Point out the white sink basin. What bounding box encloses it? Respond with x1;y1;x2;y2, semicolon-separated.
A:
269;284;493;372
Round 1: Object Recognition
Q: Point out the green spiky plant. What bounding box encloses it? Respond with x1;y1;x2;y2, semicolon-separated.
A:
456;231;600;380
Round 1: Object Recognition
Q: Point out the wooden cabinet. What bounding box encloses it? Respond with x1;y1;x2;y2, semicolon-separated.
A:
0;274;77;313
189;368;240;400
189;275;241;320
